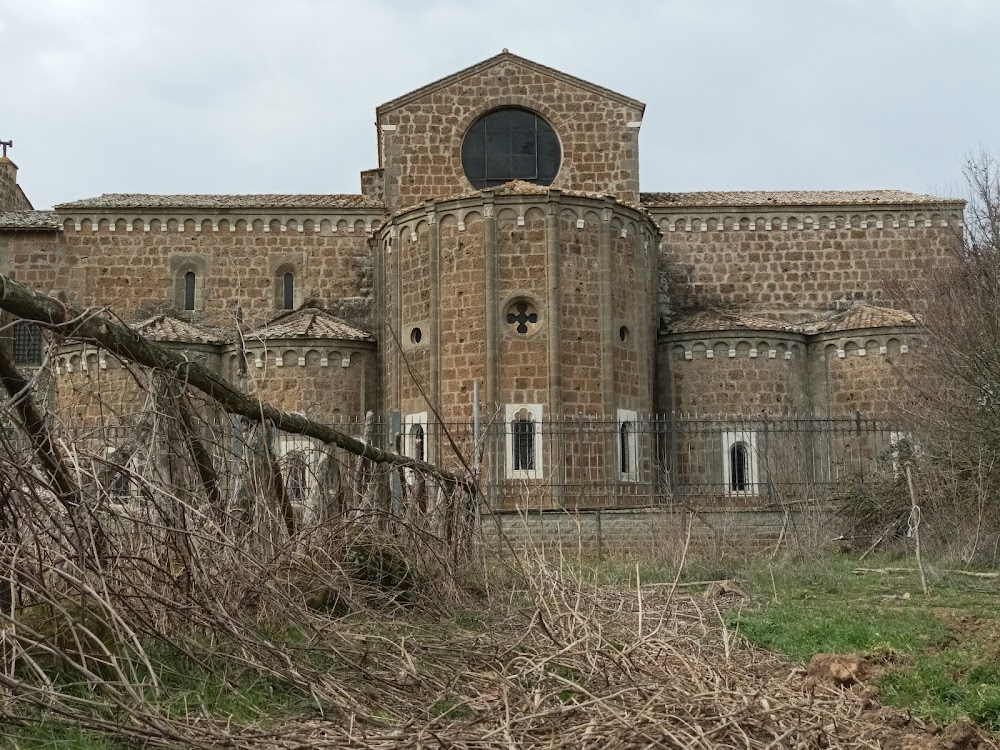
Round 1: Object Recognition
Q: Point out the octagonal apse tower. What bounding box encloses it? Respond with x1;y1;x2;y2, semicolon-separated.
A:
373;54;660;503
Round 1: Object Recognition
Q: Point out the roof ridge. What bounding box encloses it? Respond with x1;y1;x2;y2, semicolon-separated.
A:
377;51;644;114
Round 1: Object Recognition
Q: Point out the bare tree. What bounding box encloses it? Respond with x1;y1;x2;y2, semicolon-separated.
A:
889;151;1000;561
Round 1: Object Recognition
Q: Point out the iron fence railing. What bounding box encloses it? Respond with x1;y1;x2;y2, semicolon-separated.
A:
58;411;907;512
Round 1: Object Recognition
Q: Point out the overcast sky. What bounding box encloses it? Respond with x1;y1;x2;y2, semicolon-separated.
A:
3;0;998;210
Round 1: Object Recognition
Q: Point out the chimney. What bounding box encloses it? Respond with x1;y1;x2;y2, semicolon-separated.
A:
0;155;18;211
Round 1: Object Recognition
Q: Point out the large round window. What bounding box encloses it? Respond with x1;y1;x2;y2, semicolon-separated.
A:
461;107;561;189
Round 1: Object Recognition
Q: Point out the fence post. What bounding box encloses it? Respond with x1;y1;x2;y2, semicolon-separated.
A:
762;410;774;504
577;414;585;510
669;411;679;501
855;410;865;484
390;410;402;517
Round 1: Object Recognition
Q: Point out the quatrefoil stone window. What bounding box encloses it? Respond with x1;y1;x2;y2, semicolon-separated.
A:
505;300;540;335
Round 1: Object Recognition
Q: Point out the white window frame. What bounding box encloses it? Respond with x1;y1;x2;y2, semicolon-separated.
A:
722;430;759;496
277;435;318;507
617;408;639;482
505;404;543;480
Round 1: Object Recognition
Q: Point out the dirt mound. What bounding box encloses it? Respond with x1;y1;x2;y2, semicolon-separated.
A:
806;652;874;687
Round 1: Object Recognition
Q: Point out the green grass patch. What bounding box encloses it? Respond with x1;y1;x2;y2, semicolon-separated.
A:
723;554;1000;731
1;722;127;750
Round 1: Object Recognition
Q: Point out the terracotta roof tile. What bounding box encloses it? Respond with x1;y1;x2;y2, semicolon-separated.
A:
132;315;228;345
668;310;796;335
0;210;60;230
640;190;956;208
667;304;918;336
248;308;375;342
797;305;917;334
55;194;381;210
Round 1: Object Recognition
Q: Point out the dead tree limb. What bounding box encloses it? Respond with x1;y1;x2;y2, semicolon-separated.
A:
0;275;473;491
0;344;78;508
174;388;222;512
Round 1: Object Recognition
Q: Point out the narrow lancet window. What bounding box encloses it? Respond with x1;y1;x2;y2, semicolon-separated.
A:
620;421;632;474
512;412;535;471
184;271;196;311
282;272;294;310
729;442;749;492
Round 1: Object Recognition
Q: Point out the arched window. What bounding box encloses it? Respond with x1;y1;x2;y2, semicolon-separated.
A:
462;107;561;189
617;409;639;482
183;271;196;311
620;422;632;474
282;272;294;310
12;321;43;365
285;455;308;505
729;442;749;492
512;413;534;472
505;404;543;479
410;423;425;462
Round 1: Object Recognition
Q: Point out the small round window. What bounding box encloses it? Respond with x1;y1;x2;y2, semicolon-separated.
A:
461;107;561;189
505;300;540;335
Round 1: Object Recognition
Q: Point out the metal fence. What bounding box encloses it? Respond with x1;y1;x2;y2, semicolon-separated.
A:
59;411;906;513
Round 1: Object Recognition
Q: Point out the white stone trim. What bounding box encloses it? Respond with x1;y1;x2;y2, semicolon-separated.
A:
617;409;639;483
722;430;759;496
402;411;428;484
505;403;543;480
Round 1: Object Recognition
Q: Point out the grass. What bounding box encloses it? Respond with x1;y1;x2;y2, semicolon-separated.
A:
0;723;126;750
577;550;1000;731
722;553;1000;731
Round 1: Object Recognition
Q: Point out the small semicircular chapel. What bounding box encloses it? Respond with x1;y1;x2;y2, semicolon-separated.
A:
0;51;964;510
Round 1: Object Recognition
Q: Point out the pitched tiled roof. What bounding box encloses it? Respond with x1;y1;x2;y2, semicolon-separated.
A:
393;179;642;217
668;310;797;335
55;194;381;210
640;190;956;208
0;210;60;230
248;307;374;342
798;305;917;334
132;315;228;345
667;304;919;336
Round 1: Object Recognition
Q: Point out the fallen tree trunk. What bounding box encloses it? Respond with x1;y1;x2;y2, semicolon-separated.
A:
0;275;473;491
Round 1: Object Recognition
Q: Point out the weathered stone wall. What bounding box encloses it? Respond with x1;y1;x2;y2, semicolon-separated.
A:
655;214;960;320
0;228;68;293
610;221;642;409
0;159;19;210
438;213;486;421
660;334;809;416
559;213;602;414
54;353;148;429
39;218;374;332
378;56;643;211
240;345;376;424
808;332;919;418
485;506;836;558
498;207;548;406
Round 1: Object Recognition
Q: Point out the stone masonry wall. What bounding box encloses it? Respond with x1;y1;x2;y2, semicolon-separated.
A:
0;159;20;211
661;335;809;416
243;346;376;424
611;223;641;407
439;213;486;421
486;507;836;558
49;219;373;331
498;208;548;406
657;219;958;320
559;214;602;414
809;333;919;418
379;57;643;211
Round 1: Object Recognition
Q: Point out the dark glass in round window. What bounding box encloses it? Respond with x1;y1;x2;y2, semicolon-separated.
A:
461;107;561;189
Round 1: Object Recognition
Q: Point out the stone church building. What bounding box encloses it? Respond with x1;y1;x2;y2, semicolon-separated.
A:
0;52;964;509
